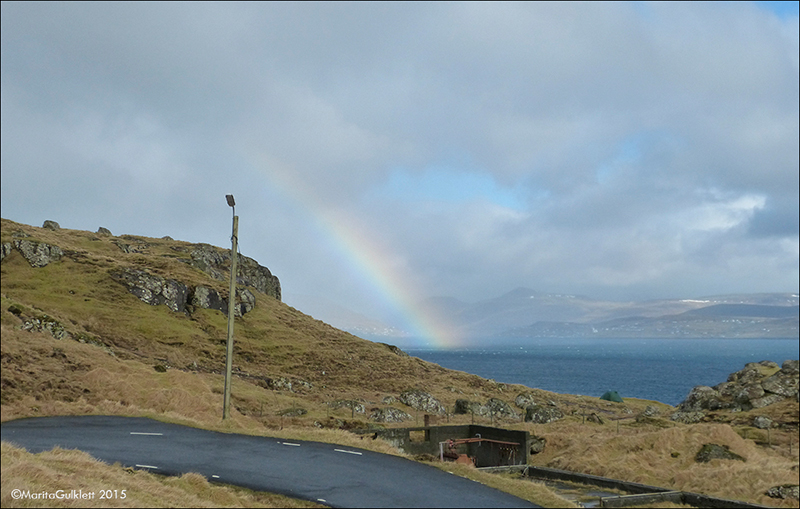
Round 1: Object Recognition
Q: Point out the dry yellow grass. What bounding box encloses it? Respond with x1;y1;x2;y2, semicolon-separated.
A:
1;443;321;508
3;218;798;508
536;421;799;507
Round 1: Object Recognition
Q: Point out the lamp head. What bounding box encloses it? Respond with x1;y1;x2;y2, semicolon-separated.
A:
225;194;235;207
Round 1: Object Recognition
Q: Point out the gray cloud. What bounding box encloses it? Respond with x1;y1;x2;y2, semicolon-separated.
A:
2;2;797;330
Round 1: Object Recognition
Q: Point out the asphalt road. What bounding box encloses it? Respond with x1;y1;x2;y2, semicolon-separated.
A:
1;415;539;508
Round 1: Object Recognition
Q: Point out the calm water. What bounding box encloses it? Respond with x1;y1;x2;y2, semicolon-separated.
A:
406;338;800;405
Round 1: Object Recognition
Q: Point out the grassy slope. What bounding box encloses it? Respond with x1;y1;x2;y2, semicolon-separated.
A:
1;218;797;508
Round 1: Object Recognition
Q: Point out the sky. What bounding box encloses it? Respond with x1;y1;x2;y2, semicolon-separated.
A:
2;2;798;342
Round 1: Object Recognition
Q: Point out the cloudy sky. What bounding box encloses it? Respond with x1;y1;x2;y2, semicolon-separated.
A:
2;2;798;336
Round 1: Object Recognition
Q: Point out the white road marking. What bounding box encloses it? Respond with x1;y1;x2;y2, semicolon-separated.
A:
135;464;159;469
281;442;301;447
334;449;362;455
317;499;327;503
130;432;163;436
212;475;220;479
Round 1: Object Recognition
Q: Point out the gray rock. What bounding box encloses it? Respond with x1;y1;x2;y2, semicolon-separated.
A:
695;443;745;463
21;315;69;340
188;285;255;317
515;393;536;409
1;242;12;262
525;405;563;424
12;240;63;268
761;371;798;398
734;383;765;406
190;244;281;301
670;411;705;424
369;407;412;423
454;399;487;416
97;227;112;236
399;389;446;415
485;398;518;419
782;360;799;376
382;396;396;405
679;386;723;411
190;286;226;313
750;394;785;408
42;220;60;230
752;416;773;429
529;436;547;454
766;485;799;500
642;405;660;417
110;268;188;313
329;399;366;414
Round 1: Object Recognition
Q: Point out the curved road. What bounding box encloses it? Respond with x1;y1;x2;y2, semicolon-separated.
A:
1;416;539;508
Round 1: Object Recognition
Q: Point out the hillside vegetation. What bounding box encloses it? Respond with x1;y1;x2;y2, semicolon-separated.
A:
1;218;797;508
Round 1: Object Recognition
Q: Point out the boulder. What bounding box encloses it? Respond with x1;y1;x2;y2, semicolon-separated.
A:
678;386;723;411
515;393;536;409
1;242;13;262
12;240;63;267
369;407;412;423
485;398;518;419
782;360;799;376
454;399;488;416
695;443;745;463
399;389;446;415
382;396;396;405
642;405;660;417
525;405;563;424
752;416;773;429
329;399;366;414
766;485;800;500
97;227;112;236
529;436;547;455
42;220;60;230
762;371;799;398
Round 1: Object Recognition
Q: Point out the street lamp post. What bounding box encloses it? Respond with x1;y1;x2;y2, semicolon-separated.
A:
223;194;238;420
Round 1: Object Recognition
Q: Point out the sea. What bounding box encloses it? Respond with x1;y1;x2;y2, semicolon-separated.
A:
405;338;800;406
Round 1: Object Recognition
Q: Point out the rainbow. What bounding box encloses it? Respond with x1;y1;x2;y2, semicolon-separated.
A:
251;156;459;349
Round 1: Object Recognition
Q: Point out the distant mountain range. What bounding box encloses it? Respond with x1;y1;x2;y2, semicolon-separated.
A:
427;289;799;340
289;289;799;342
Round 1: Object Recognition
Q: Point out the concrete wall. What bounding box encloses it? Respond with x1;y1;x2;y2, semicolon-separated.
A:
375;425;529;467
480;465;771;509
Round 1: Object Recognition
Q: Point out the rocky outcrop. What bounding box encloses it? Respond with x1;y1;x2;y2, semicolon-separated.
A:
1;242;12;262
42;220;60;230
328;399;366;414
369;407;412;423
111;268;257;317
190;244;280;301
766;485;799;500
525;404;564;424
515;393;536;409
695;443;745;463
10;240;63;267
399;389;446;415
21;315;69;340
110;269;189;313
485;398;518;419
97;227;112;236
673;360;799;419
